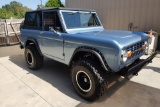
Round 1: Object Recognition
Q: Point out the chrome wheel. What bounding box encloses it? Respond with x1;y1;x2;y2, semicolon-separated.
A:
76;71;92;92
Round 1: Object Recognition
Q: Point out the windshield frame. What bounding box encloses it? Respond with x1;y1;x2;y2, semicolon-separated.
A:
59;10;103;32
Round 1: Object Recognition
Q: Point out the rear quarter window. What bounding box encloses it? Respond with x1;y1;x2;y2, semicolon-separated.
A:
23;12;42;30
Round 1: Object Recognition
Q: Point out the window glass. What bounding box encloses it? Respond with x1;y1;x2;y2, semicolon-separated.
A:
44;12;55;31
43;11;63;32
25;12;37;26
24;12;42;30
62;12;101;29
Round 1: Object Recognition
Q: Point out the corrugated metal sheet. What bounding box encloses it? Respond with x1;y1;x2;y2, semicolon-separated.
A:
66;0;160;32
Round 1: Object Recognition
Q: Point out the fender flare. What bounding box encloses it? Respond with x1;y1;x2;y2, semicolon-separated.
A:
25;38;43;56
70;47;112;72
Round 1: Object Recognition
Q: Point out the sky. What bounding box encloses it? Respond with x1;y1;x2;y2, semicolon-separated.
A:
0;0;65;10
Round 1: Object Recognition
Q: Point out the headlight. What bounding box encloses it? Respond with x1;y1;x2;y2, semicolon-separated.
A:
145;41;148;45
121;50;132;62
121;50;128;62
144;40;149;53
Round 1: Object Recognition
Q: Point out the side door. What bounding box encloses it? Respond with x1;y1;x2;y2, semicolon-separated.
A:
40;11;64;60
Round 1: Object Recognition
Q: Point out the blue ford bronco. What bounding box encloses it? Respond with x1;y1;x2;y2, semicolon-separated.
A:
20;8;156;101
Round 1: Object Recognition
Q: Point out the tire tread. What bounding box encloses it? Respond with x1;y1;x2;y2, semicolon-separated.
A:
71;59;108;101
25;45;43;70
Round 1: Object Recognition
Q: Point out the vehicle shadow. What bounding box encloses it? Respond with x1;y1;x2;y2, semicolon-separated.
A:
9;54;136;103
97;73;133;102
145;66;160;73
9;54;87;102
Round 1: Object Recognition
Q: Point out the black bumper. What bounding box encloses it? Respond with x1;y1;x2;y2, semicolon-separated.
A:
119;52;157;76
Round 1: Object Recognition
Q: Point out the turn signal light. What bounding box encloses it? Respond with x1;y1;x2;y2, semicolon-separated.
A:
127;51;132;58
149;30;153;36
141;45;146;50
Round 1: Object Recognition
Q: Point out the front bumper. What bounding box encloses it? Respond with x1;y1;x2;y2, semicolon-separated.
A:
119;52;157;76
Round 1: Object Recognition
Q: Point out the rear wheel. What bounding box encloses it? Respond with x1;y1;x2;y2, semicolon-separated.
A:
25;45;43;70
71;59;108;101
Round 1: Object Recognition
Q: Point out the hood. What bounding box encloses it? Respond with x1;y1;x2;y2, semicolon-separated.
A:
74;30;149;48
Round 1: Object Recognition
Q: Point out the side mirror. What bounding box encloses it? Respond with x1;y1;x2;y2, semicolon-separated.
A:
55;27;61;32
49;26;56;33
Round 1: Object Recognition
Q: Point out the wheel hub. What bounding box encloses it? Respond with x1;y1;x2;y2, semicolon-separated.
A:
26;51;33;65
84;78;87;82
76;71;92;92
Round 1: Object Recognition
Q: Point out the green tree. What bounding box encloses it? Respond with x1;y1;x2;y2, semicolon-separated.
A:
1;1;31;19
45;0;64;7
0;8;14;19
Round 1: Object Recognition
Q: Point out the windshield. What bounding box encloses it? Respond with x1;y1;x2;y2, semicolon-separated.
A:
62;11;101;29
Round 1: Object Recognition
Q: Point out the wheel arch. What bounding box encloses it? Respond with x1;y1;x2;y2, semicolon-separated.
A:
69;47;112;72
25;38;43;56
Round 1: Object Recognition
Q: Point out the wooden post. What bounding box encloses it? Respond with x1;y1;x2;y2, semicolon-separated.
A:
5;20;10;45
0;21;8;46
4;21;8;45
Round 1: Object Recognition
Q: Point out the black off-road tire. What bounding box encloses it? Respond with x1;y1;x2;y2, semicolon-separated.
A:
71;59;108;101
25;45;43;70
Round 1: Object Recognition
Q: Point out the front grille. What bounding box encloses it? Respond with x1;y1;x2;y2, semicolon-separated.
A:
127;41;145;58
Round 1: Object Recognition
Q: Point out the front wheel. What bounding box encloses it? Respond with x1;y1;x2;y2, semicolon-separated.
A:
71;59;108;101
25;45;43;70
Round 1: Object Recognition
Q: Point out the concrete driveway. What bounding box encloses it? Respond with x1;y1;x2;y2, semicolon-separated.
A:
0;45;160;107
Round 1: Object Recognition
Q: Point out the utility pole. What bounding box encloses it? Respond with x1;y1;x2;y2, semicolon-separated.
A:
40;0;42;8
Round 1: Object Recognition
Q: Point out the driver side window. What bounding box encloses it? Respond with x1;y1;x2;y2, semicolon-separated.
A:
43;11;63;32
